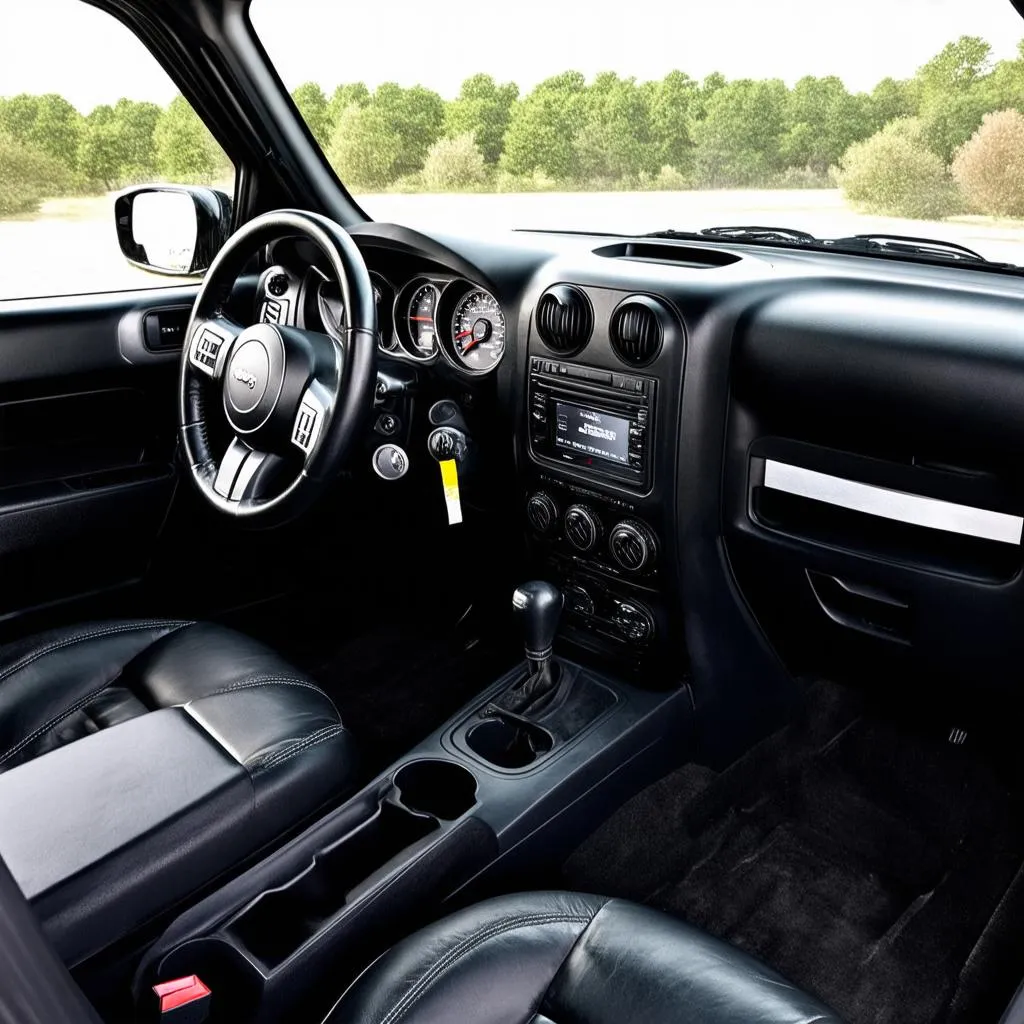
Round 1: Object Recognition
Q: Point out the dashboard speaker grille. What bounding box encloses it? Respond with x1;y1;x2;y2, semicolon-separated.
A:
610;297;667;366
536;285;593;355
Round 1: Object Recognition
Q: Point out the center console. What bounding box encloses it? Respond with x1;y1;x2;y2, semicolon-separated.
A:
519;283;686;673
131;584;689;1023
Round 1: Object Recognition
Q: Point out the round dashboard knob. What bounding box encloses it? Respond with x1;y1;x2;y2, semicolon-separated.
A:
526;492;560;536
609;519;657;573
564;504;603;553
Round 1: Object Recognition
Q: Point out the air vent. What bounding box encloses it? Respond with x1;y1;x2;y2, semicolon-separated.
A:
536;285;593;355
610;296;669;367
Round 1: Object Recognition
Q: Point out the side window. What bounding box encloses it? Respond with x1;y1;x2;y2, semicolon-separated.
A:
0;0;234;301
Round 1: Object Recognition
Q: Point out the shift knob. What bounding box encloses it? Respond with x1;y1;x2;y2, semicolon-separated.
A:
512;581;564;665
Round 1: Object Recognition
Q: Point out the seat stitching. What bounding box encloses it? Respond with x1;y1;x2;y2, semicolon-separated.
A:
203;676;326;700
0;621;194;766
0;620;192;687
380;912;594;1024
249;724;349;774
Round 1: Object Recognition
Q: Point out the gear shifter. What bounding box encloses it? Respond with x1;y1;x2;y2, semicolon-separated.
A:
492;581;564;715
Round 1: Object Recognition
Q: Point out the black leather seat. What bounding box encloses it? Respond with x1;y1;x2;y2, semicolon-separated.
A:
0;619;357;963
326;891;841;1024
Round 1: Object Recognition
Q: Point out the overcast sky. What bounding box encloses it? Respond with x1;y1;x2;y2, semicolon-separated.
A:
2;0;1024;112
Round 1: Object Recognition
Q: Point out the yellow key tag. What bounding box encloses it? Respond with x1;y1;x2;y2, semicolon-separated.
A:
439;459;463;526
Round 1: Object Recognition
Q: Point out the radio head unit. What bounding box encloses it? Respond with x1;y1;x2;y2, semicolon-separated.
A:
528;357;654;489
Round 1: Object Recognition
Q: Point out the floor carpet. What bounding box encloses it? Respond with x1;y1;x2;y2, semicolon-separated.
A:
563;681;1024;1024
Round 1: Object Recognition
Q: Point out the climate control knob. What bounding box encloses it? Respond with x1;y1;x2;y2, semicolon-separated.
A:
564;504;603;553
526;492;560;536
608;519;658;573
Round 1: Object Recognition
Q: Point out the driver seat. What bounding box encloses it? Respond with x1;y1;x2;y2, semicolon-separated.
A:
0;618;357;964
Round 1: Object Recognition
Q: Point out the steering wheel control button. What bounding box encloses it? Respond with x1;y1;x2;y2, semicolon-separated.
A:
292;390;325;454
373;444;409;481
189;323;231;378
226;341;270;414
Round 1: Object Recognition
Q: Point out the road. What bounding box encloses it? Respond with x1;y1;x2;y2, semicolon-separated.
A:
3;189;1024;301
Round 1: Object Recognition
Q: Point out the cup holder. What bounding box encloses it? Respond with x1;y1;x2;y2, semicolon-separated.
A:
466;717;554;770
393;759;478;821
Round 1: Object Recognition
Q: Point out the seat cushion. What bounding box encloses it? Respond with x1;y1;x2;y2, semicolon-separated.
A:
0;619;358;962
326;891;841;1024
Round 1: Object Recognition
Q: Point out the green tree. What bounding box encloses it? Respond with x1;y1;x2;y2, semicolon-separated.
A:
693;78;789;187
77;105;122;188
112;98;160;179
0;94;42;145
328;83;370;126
868;77;919;131
574;73;657;181
650;71;699;174
916;35;993;162
27;94;82;169
985;41;1024;113
382;84;445;177
501;71;586;178
327;103;402;189
154;95;220;183
782;76;872;172
0;132;71;215
445;74;518;165
292;82;332;148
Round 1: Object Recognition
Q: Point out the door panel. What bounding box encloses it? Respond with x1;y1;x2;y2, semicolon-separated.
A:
0;286;202;633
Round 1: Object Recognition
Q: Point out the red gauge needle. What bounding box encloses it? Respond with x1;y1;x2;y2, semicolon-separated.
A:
462;336;484;353
410;317;434;322
454;330;473;340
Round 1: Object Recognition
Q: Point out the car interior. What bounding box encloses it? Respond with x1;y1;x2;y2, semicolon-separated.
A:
7;2;1024;1023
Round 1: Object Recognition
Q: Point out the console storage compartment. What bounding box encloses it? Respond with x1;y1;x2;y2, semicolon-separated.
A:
144;759;490;1023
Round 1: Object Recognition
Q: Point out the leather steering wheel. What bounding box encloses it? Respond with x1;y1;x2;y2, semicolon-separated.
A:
178;210;377;523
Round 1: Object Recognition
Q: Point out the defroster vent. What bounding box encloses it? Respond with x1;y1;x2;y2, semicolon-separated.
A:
610;295;670;367
535;285;593;356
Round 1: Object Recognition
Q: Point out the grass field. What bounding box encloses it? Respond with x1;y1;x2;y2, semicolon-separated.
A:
3;189;1024;301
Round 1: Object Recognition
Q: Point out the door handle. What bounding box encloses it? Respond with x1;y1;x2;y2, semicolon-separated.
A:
806;570;910;644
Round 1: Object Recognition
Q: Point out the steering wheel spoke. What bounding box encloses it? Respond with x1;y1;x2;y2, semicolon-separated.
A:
213;436;272;503
187;315;242;381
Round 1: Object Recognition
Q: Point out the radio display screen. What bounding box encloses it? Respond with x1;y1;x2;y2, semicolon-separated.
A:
554;402;631;465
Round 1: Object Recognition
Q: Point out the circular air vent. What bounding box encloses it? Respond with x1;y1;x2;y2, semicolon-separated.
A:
610;295;670;367
535;285;593;356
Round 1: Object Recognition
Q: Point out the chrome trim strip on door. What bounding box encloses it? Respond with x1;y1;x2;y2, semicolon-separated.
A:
762;460;1023;545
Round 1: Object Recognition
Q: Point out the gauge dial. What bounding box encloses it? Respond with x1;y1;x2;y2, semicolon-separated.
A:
407;284;439;356
451;290;505;372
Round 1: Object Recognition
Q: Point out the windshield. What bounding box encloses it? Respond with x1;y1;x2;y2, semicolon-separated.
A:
252;0;1024;264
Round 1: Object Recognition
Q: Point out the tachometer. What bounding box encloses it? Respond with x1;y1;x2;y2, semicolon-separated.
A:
407;284;439;356
450;289;505;372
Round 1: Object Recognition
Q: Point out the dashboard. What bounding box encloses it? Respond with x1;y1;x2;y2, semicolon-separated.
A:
254;220;1024;750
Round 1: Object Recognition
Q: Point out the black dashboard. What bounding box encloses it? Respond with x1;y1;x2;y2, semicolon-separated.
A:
257;220;1024;759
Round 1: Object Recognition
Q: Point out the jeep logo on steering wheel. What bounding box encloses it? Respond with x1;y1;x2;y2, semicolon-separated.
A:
233;367;258;390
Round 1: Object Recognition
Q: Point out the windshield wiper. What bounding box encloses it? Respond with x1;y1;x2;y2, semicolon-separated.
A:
645;225;817;245
823;234;992;264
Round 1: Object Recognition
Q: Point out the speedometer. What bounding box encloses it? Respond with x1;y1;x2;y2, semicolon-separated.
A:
450;290;505;372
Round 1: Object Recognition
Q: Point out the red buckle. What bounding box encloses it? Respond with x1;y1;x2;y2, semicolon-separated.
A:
152;976;211;1021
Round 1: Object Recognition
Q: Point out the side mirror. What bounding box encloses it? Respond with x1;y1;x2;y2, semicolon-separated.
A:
115;185;232;276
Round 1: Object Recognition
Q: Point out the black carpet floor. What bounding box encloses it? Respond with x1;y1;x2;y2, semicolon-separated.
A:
563;682;1024;1024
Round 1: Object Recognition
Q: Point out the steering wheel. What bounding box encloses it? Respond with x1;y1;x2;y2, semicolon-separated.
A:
178;210;377;523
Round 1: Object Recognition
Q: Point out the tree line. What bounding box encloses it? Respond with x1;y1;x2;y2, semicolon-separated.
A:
0;93;229;215
294;34;1024;212
3;35;1024;219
